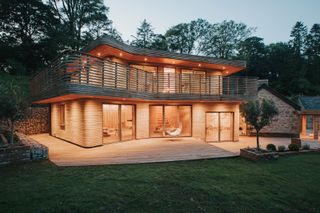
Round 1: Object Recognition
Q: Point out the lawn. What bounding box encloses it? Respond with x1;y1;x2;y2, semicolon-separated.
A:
0;154;319;213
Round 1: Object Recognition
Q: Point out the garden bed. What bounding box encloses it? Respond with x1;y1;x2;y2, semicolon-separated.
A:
240;148;278;161
240;143;320;161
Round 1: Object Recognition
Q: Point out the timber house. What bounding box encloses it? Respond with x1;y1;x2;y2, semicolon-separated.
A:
30;36;258;147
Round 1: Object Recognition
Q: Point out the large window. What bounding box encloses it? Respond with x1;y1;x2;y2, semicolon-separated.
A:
149;105;192;137
103;104;135;144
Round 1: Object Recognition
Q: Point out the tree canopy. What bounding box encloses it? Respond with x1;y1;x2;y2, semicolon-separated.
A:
0;1;319;98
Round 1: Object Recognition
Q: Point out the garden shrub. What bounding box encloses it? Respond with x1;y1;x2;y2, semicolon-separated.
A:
288;143;299;151
266;144;276;151
302;144;310;150
278;145;286;152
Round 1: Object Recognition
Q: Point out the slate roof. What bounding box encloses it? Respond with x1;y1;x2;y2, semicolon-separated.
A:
82;36;246;68
299;96;320;111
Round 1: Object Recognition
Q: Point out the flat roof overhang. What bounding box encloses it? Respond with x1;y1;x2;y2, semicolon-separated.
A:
33;94;243;105
82;37;246;76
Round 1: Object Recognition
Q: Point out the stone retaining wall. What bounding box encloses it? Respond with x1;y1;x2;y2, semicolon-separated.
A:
0;145;31;165
17;133;48;160
0;133;48;165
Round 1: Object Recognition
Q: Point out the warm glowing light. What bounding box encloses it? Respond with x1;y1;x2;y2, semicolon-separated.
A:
97;52;101;57
172;61;175;64
225;71;229;74
144;57;148;61
119;52;123;57
198;64;202;67
222;66;226;70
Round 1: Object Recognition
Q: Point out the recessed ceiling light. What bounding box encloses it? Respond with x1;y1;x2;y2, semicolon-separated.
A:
119;52;123;57
97;52;101;57
198;64;202;67
144;57;148;61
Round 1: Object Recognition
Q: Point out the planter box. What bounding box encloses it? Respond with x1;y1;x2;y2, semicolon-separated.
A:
240;148;278;161
0;145;31;165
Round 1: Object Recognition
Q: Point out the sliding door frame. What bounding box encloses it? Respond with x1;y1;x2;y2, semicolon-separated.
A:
102;103;136;144
149;104;193;138
205;111;234;142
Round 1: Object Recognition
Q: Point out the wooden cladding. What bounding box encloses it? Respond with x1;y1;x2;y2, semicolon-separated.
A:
30;51;258;101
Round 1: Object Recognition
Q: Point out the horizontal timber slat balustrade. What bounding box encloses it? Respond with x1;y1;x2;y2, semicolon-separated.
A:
30;51;258;101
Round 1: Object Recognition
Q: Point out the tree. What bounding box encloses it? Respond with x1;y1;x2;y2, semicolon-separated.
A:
237;36;267;77
165;19;209;54
48;0;119;50
150;34;168;51
289;21;308;56
200;20;254;58
305;24;320;92
0;0;59;75
241;100;279;151
0;82;30;144
131;19;156;48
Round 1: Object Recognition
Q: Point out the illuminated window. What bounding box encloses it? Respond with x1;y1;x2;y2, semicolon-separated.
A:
59;105;65;130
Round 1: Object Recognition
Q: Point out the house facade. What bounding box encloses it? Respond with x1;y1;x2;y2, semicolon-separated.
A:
30;37;258;148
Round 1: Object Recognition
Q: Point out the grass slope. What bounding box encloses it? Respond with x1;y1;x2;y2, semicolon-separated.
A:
0;154;320;212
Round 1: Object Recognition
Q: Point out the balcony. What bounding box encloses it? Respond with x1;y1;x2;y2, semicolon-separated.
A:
30;51;258;102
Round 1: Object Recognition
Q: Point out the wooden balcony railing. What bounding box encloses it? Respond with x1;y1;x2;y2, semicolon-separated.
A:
30;51;258;101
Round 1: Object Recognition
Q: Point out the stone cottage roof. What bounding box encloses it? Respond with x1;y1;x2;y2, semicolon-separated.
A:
299;96;320;111
258;84;301;110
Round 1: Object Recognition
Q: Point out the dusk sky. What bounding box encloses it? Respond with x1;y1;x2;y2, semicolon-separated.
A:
106;0;320;44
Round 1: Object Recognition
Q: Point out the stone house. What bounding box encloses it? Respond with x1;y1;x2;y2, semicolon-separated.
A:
240;83;301;138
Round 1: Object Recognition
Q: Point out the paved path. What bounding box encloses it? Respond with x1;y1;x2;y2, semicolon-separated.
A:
30;134;236;166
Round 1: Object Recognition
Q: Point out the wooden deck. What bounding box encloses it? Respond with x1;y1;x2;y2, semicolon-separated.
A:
30;134;236;166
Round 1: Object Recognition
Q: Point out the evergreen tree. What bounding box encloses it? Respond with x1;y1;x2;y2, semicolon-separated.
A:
131;19;156;48
305;24;320;92
289;21;308;56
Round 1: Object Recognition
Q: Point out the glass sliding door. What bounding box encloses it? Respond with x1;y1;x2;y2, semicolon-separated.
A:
121;105;134;141
206;113;219;142
220;112;233;141
206;112;234;142
103;104;135;144
150;105;192;137
103;104;120;144
150;106;164;137
178;106;192;136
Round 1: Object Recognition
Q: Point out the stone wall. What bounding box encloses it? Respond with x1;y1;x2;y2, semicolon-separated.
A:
258;88;300;137
240;88;300;137
0;106;50;135
0;133;48;165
